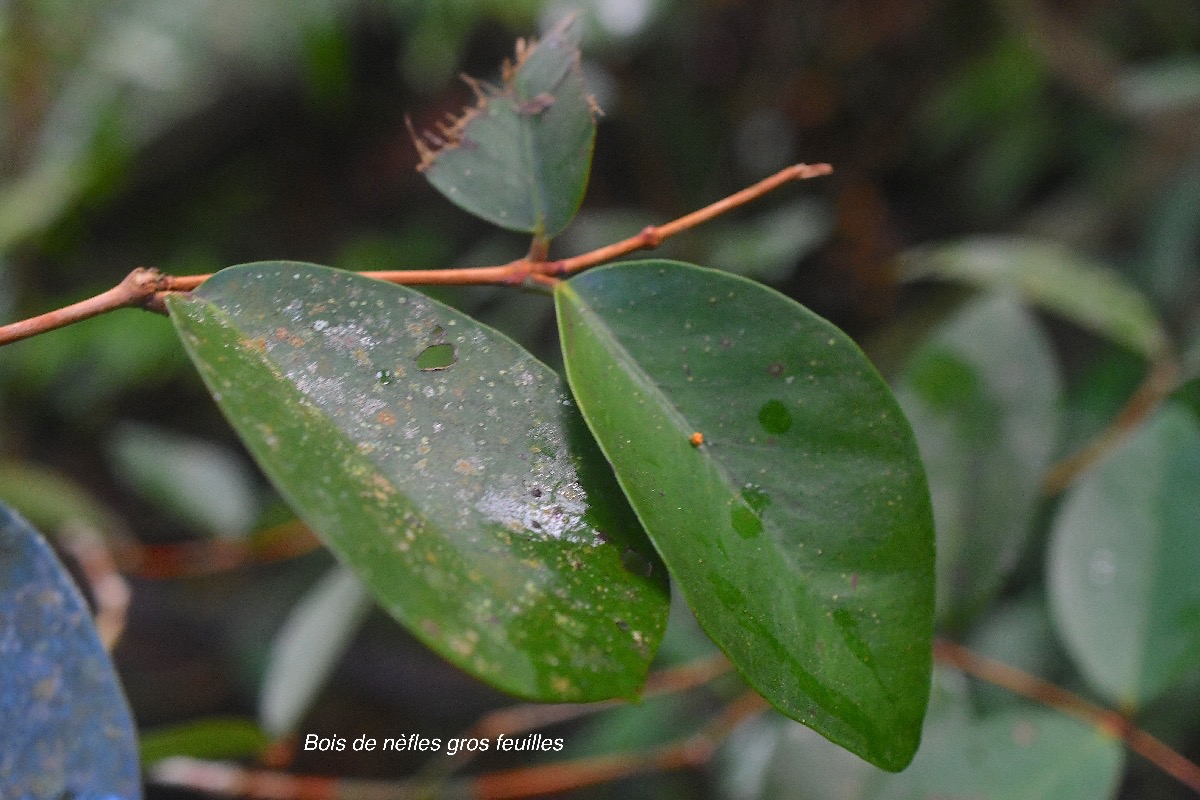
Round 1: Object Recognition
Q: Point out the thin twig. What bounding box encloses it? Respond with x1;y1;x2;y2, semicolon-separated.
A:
0;163;832;348
467;653;731;742
1042;354;1180;494
934;638;1200;795
148;690;767;800
0;267;168;346
58;520;131;651
548;162;834;276
423;653;732;777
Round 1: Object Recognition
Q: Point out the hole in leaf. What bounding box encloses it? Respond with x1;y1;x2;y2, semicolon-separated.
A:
417;343;457;371
621;548;654;577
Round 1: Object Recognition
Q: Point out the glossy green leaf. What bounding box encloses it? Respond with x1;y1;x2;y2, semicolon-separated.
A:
555;261;935;771
167;261;668;703
1048;405;1200;709
895;293;1062;624
259;565;373;736
0;502;141;800
412;16;595;238
901;237;1169;359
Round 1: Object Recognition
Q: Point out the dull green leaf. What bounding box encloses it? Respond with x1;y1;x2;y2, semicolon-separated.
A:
140;717;269;767
555;261;935;771
412;16;596;238
167;262;668;703
895;293;1062;625
901;237;1169;360
1048;404;1200;709
870;708;1124;800
259;565;373;737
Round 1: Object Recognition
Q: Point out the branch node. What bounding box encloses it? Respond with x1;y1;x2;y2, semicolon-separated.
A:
639;225;664;249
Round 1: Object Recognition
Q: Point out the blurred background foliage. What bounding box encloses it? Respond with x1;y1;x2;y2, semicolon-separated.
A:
1;0;1199;798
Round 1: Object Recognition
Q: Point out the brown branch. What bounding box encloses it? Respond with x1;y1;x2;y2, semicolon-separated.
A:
466;653;730;743
58;520;131;651
0;163;832;348
0;267;168;346
148;689;767;800
1042;353;1180;494
934;638;1200;795
548;162;833;276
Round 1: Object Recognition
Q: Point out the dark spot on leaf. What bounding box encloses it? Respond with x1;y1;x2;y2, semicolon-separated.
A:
730;504;763;539
767;361;786;377
417;342;457;370
621;548;654;578
758;399;793;434
530;486;542;498
719;337;733;349
615;618;629;631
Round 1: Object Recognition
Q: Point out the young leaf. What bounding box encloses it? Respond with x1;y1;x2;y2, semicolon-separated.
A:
901;237;1169;360
0;502;141;800
167;262;668;703
1048;405;1200;709
895;293;1062;625
411;16;596;238
555;261;936;771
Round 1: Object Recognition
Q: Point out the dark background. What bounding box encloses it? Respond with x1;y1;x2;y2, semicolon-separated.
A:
1;1;1198;797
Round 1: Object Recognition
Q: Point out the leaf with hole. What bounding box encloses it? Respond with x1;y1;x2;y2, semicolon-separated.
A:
555;261;936;770
0;501;141;800
167;261;668;703
412;15;596;238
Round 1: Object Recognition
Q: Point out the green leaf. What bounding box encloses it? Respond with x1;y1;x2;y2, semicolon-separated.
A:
0;501;141;800
109;421;261;538
895;293;1062;624
1048;405;1200;709
167;261;668;703
412;16;596;238
141;717;269;767
900;237;1169;359
872;708;1124;800
555;261;935;771
726;675;1124;800
259;565;373;736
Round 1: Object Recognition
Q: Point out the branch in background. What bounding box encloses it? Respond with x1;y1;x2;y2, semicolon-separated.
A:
1042;354;1180;494
934;638;1200;795
147;639;1200;798
0;164;832;348
149;691;767;800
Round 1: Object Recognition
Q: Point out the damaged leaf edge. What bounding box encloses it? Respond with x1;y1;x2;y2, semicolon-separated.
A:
407;14;601;172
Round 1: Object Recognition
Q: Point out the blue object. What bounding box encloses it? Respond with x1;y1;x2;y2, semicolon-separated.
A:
0;503;140;799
